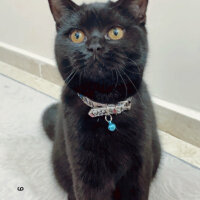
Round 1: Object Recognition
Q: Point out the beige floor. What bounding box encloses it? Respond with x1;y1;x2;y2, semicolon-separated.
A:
0;61;200;168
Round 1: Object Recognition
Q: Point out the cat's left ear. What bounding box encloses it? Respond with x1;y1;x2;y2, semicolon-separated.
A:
112;0;148;25
48;0;79;26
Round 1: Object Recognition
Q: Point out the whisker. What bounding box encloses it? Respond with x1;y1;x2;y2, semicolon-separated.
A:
118;54;141;73
126;58;141;73
116;69;128;99
79;70;83;86
66;64;86;86
65;69;76;83
120;69;145;106
73;57;85;62
114;69;119;89
66;69;78;86
124;68;142;75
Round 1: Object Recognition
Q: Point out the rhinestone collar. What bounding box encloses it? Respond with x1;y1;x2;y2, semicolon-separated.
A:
78;93;132;118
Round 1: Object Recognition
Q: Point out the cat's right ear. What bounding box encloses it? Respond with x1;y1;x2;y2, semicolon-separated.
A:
111;0;148;25
48;0;79;28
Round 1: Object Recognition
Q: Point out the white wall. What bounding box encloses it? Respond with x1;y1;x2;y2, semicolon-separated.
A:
0;0;55;59
146;0;200;113
0;0;200;112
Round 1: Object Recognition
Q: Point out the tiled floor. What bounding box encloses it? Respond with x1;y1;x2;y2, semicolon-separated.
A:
0;61;200;168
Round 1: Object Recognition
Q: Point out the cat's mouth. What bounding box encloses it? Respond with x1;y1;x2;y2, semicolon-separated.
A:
86;63;108;79
88;54;101;64
84;56;107;77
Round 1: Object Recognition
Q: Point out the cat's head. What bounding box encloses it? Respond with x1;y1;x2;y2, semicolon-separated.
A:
48;0;148;103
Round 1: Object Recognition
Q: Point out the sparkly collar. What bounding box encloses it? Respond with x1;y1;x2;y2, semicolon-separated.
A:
78;93;132;118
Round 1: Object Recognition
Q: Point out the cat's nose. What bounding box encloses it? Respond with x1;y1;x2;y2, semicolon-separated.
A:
87;43;102;53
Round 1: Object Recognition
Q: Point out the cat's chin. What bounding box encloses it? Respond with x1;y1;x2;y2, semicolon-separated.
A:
69;77;142;104
90;91;131;104
68;84;134;104
67;70;143;104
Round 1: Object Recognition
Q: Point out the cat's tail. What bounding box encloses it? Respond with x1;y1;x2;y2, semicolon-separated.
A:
42;103;58;141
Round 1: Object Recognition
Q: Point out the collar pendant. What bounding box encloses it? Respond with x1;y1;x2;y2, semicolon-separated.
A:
105;115;116;132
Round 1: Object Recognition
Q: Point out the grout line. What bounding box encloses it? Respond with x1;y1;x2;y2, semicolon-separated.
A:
39;63;43;78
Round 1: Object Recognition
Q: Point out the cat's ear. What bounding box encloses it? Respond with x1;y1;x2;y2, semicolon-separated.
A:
113;0;148;25
48;0;79;24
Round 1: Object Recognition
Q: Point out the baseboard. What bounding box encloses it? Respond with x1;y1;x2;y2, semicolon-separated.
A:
0;42;63;86
153;97;200;148
0;42;199;147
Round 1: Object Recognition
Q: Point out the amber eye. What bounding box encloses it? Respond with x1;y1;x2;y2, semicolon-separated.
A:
70;30;85;43
108;27;124;40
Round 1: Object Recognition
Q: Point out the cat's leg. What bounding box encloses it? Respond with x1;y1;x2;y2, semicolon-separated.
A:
53;148;76;200
42;104;76;198
52;110;76;199
115;164;152;200
72;177;115;200
65;149;116;200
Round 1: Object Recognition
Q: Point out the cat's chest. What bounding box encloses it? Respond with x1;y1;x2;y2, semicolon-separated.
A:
77;127;133;179
64;104;141;155
65;108;139;145
75;114;139;155
64;110;141;181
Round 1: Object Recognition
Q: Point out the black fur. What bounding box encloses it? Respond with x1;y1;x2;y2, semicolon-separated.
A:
42;103;58;140
43;0;161;199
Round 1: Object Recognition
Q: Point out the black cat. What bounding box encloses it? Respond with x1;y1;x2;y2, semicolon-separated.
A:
42;0;161;200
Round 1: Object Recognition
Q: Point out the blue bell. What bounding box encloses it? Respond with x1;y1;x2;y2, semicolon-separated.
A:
108;121;116;132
